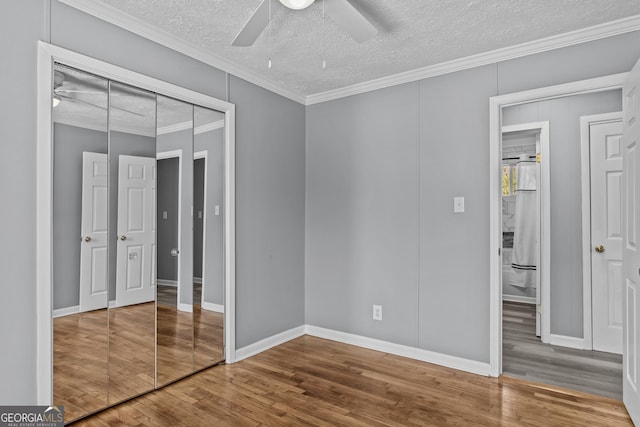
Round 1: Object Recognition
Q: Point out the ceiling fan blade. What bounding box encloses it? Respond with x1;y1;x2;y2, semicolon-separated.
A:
325;0;376;43
55;89;104;95
232;0;270;47
59;94;145;117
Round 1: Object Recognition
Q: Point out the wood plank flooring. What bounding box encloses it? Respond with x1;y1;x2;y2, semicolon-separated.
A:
72;335;632;426
55;301;224;424
502;301;623;400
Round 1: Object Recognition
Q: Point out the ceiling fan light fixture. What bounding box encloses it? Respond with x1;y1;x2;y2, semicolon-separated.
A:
278;0;314;10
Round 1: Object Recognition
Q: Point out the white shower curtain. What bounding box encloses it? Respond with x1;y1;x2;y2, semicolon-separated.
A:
511;158;537;288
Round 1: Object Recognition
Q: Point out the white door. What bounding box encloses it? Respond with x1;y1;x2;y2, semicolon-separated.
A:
623;57;640;424
590;117;624;354
79;152;109;312
115;155;156;307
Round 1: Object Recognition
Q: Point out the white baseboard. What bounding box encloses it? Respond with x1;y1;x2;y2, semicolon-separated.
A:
202;302;224;313
502;295;536;305
53;305;79;318
157;279;178;287
305;325;491;377
109;300;116;308
549;333;585;350
177;302;193;313
235;325;306;363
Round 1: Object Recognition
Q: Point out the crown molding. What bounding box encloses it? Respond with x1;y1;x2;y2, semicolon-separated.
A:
57;1;640;107
57;0;307;105
305;14;640;105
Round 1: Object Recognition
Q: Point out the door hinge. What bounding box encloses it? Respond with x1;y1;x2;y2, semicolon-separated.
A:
536;304;543;314
536;153;541;163
498;248;501;256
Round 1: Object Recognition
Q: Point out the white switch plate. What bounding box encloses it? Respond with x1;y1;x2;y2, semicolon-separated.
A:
454;197;465;213
373;305;382;321
215;205;220;216
162;211;168;219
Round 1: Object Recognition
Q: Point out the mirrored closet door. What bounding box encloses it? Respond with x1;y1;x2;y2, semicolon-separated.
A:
51;63;226;423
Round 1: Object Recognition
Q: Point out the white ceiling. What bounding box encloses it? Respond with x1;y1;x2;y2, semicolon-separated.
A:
91;0;640;99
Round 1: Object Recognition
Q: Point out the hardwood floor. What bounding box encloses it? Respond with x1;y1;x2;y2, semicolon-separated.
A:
55;302;224;424
72;335;632;426
503;301;623;400
54;309;109;422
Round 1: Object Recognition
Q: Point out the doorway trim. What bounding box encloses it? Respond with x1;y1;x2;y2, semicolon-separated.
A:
36;42;236;404
156;150;185;311
579;111;624;351
501;121;550;343
489;72;628;377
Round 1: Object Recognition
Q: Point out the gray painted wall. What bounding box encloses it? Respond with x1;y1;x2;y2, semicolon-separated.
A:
1;0;306;403
306;82;420;346
195;129;225;306
230;76;306;348
0;0;47;404
157;128;194;307
157;157;179;281
503;90;622;338
306;31;640;364
52;124;108;310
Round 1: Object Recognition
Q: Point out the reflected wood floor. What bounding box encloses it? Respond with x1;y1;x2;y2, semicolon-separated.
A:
503;301;623;400
56;302;224;424
54;309;109;422
72;335;632;426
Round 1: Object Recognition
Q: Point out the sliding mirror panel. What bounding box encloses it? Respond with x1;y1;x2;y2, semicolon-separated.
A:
156;96;194;386
52;64;109;422
193;106;226;369
107;81;157;405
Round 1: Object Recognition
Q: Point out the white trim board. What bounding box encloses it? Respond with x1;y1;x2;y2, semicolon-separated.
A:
305;326;491;377
56;0;640;106
488;73;627;378
202;302;224;313
549;334;586;350
233;325;490;377
52;306;80;318
157;279;178;287
235;326;306;363
502;295;537;305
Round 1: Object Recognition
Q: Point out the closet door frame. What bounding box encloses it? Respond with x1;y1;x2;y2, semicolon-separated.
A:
36;41;236;404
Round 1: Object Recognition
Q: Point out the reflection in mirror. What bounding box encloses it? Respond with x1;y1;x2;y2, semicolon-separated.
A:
193;106;225;369
156;96;194;385
52;64;109;422
108;81;157;404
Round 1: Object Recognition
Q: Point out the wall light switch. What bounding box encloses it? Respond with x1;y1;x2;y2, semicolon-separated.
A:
215;205;220;216
162;211;168;220
454;197;465;213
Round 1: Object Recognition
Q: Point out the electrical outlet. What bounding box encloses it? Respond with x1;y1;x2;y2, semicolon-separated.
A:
373;305;382;321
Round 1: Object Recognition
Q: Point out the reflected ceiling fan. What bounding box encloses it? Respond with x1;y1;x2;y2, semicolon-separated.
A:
53;70;144;116
232;0;377;46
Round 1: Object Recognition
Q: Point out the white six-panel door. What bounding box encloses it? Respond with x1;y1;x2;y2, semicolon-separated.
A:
623;57;640;425
79;152;109;312
590;118;624;354
115;155;156;307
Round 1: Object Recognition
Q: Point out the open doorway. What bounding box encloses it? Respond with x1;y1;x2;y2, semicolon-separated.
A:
492;79;625;400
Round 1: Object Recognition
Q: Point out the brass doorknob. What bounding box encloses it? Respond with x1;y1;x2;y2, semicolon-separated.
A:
120;235;127;241
84;236;91;242
595;245;605;253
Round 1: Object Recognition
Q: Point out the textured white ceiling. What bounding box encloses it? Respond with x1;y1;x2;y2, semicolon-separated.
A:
95;0;640;97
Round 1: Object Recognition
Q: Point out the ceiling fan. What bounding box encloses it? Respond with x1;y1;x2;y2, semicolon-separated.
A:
232;0;377;47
